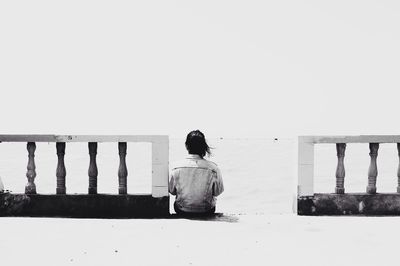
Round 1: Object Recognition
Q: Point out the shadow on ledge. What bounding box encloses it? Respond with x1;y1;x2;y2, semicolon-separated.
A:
168;213;239;223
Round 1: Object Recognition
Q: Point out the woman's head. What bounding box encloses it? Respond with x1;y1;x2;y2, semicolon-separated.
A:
185;130;211;158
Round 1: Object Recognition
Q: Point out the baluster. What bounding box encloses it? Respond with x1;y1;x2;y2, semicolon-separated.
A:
88;142;98;194
397;143;400;193
25;142;37;194
367;143;379;194
118;142;128;194
335;143;346;194
56;142;66;194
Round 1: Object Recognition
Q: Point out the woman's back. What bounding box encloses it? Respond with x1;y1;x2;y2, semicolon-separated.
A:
169;154;224;212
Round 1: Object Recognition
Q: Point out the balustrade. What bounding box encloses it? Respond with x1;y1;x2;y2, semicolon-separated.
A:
298;136;400;196
0;135;169;197
25;142;37;194
56;142;66;194
297;136;400;215
367;143;379;194
118;142;128;194
335;143;346;194
88;142;98;194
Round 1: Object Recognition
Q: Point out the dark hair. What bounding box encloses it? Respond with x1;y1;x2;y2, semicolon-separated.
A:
185;130;211;158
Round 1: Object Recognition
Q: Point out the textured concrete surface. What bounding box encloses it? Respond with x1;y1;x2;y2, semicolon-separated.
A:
298;193;400;215
0;193;169;218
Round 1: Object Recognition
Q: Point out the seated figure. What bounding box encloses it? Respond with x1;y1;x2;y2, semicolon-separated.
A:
169;130;224;215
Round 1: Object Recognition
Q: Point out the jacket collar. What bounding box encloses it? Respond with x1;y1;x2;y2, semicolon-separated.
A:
187;154;202;159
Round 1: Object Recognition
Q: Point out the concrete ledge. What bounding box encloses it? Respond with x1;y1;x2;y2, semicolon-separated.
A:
299;135;400;144
0;193;169;218
0;134;168;143
298;193;400;215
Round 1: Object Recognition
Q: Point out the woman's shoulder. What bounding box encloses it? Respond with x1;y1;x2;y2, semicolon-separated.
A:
201;158;219;171
171;157;199;170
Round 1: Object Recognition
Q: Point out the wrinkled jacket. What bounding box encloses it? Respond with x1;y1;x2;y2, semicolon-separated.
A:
169;154;224;213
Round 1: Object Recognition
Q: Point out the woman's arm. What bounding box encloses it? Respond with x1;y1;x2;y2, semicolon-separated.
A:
168;169;178;195
212;168;224;196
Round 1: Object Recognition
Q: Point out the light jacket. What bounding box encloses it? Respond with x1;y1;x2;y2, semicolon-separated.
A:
169;154;224;213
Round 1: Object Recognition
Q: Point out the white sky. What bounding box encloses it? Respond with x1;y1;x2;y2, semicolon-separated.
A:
1;0;399;138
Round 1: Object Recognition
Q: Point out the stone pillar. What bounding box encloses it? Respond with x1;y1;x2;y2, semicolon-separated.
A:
88;142;98;194
335;143;346;194
118;142;128;194
25;142;37;194
397;143;400;193
367;143;379;194
56;142;66;194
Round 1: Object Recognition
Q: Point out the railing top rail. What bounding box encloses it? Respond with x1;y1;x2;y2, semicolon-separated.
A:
299;135;400;144
0;135;168;143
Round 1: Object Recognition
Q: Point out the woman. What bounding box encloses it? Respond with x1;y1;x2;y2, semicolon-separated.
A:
169;130;224;215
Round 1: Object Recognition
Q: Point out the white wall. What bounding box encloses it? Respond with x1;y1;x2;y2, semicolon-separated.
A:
1;1;399;137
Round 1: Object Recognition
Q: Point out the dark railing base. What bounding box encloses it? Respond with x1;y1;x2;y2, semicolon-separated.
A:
0;193;169;218
298;193;400;215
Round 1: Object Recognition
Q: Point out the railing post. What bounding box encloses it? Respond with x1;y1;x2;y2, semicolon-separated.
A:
56;142;66;194
335;143;346;194
88;142;98;194
118;142;128;194
25;142;37;194
367;143;379;194
297;137;314;197
151;138;169;197
397;143;400;193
